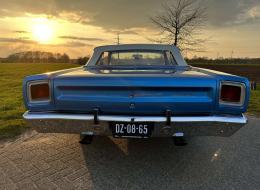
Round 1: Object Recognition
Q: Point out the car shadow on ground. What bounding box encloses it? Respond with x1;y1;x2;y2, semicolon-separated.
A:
80;136;228;189
0;117;258;189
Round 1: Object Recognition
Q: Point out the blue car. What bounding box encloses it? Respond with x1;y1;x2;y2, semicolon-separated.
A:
23;44;250;144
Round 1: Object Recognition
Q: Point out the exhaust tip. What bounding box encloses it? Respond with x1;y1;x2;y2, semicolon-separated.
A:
173;132;184;137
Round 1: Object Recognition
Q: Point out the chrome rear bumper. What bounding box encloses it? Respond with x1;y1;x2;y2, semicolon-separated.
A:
23;111;248;137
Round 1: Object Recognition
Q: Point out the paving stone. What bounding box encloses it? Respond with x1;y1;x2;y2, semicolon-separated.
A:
0;120;259;190
0;161;21;177
64;159;83;171
73;175;94;190
16;161;37;172
35;178;58;190
31;172;45;182
59;152;76;163
44;152;65;163
92;179;118;190
66;168;89;181
31;160;51;171
9;172;27;183
0;171;13;185
10;168;41;183
48;167;75;182
4;152;23;161
0;157;9;165
16;179;38;190
42;168;59;177
48;160;68;171
53;178;77;190
0;183;17;190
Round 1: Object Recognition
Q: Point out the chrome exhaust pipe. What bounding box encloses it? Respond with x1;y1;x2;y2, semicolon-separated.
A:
173;132;187;146
173;132;184;137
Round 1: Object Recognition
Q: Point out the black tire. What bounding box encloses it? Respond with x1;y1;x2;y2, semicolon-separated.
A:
173;137;188;146
79;135;94;144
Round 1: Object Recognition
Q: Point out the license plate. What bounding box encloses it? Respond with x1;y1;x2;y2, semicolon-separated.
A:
110;122;154;138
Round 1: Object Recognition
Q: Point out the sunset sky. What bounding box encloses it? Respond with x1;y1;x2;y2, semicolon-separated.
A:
0;0;259;58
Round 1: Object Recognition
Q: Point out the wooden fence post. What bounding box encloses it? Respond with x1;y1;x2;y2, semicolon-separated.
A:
250;81;257;90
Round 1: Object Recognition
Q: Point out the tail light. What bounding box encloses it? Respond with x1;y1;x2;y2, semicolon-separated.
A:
220;82;245;106
28;81;50;103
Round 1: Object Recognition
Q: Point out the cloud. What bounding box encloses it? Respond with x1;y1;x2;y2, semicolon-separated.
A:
52;0;161;29
0;37;36;44
46;41;94;48
0;36;93;48
248;5;260;18
236;5;260;24
0;0;161;29
62;41;93;47
0;0;260;30
13;30;29;34
207;0;260;26
106;29;139;35
59;35;104;42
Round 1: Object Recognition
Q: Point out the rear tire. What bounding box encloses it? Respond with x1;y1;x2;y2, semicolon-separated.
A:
173;136;187;146
79;134;94;144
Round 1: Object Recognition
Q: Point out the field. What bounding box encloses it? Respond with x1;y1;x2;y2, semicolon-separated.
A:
0;63;259;139
0;63;78;139
190;63;260;82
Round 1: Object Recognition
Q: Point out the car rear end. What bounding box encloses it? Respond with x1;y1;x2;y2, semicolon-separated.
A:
22;44;250;139
23;68;249;138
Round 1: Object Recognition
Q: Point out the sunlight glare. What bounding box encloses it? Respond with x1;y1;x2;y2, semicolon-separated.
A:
32;18;55;44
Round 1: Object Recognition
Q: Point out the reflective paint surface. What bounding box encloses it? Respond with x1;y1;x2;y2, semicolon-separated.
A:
23;45;250;115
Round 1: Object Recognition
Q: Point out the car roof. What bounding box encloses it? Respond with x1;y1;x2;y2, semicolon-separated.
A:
87;44;187;66
94;44;178;52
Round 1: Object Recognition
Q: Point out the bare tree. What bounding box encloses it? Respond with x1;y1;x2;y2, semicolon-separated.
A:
151;0;207;52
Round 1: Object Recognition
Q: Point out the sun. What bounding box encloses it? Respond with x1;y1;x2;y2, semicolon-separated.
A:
32;18;55;44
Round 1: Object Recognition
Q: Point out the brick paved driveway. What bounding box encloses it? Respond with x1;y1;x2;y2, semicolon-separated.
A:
0;116;259;190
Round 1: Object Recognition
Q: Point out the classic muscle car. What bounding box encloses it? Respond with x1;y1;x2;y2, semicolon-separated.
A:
23;44;250;145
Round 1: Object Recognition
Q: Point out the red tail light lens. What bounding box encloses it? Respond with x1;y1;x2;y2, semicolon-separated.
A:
220;82;245;105
221;85;241;102
29;82;50;102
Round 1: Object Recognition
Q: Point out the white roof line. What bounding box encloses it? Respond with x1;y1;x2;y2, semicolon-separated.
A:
87;44;187;66
94;44;178;52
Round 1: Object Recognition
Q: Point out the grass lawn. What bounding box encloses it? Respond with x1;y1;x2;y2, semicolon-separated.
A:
0;63;259;139
248;87;260;116
0;63;78;139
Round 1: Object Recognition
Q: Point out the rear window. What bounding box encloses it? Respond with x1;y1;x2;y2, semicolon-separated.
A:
96;50;177;66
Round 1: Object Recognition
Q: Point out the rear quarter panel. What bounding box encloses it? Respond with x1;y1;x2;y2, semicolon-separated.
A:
193;67;250;114
23;67;82;112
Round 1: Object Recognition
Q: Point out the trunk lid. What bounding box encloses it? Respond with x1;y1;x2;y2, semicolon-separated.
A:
53;68;218;115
